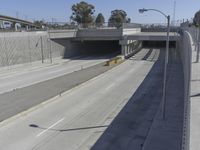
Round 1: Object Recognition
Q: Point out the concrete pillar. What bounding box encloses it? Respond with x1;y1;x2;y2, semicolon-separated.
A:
121;45;126;56
12;22;17;31
127;44;130;56
26;25;29;31
125;45;128;57
130;42;133;53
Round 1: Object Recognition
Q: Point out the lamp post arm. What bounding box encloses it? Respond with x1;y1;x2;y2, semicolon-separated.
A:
145;9;168;18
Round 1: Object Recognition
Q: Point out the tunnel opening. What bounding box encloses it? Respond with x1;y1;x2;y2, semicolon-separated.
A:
75;40;121;56
59;39;121;59
142;41;176;49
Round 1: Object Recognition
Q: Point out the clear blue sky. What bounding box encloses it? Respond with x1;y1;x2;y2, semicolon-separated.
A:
0;0;199;24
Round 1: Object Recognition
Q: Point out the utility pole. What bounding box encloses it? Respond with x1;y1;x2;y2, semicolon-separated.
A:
173;1;176;26
139;8;170;120
16;11;19;19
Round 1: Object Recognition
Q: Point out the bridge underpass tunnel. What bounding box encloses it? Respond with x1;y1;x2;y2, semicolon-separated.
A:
142;40;177;49
120;40;143;59
62;40;122;59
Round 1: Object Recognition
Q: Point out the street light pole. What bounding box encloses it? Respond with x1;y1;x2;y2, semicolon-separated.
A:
139;8;170;119
162;15;170;119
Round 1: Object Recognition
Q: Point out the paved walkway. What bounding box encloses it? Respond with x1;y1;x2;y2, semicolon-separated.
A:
0;57;75;77
189;40;200;150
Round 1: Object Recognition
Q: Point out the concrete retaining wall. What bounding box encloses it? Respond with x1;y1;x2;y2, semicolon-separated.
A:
179;31;192;150
182;27;199;45
0;31;65;67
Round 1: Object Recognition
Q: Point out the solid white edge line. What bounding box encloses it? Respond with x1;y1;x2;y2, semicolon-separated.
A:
36;118;64;137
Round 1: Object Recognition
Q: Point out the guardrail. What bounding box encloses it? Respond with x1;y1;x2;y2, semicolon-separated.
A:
0;22;142;32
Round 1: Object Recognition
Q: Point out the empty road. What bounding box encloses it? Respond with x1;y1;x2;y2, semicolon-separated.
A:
0;55;110;94
0;48;183;150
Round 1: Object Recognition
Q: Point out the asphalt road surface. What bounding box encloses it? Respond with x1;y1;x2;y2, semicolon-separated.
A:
0;55;110;94
0;48;184;150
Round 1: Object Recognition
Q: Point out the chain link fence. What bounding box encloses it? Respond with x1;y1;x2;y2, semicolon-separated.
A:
0;31;65;67
183;27;200;62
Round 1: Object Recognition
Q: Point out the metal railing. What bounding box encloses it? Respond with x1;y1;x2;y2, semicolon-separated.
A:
0;22;143;32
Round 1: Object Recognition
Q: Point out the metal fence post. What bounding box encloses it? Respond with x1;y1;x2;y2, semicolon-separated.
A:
40;36;44;63
48;31;52;63
3;32;9;66
28;33;32;64
196;29;200;63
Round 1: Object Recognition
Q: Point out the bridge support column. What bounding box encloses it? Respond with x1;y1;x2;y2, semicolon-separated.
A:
121;45;126;56
26;25;29;31
120;39;140;59
127;45;130;56
125;45;128;57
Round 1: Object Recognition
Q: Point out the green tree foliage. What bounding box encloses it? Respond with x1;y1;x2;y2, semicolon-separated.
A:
70;1;95;27
34;20;45;28
193;10;200;27
95;13;105;27
108;9;131;28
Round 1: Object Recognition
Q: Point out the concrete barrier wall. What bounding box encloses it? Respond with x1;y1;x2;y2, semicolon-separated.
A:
48;30;77;39
179;31;192;150
0;31;65;67
76;28;122;39
123;28;141;35
182;27;199;45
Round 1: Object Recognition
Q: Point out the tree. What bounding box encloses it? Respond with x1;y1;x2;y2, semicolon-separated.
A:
95;13;105;27
34;20;45;28
70;1;95;27
193;10;200;27
108;9;131;28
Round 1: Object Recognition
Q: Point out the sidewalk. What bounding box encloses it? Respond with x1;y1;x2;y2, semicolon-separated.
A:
0;57;74;78
189;44;200;150
141;49;184;150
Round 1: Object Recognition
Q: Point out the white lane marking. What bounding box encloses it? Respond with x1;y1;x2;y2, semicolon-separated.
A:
105;83;115;91
36;118;64;137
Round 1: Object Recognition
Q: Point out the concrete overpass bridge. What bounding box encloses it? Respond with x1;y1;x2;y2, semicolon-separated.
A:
0;28;194;150
48;27;180;58
0;14;40;31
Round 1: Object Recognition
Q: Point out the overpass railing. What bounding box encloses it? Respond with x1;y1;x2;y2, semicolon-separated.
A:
141;23;181;32
0;22;142;32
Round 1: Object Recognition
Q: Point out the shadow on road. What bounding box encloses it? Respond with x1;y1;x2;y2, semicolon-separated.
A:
91;48;184;150
142;49;153;60
191;93;200;97
91;49;165;150
29;124;108;132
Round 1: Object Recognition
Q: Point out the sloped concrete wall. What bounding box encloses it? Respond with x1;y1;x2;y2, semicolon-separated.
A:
178;31;192;150
0;31;65;67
